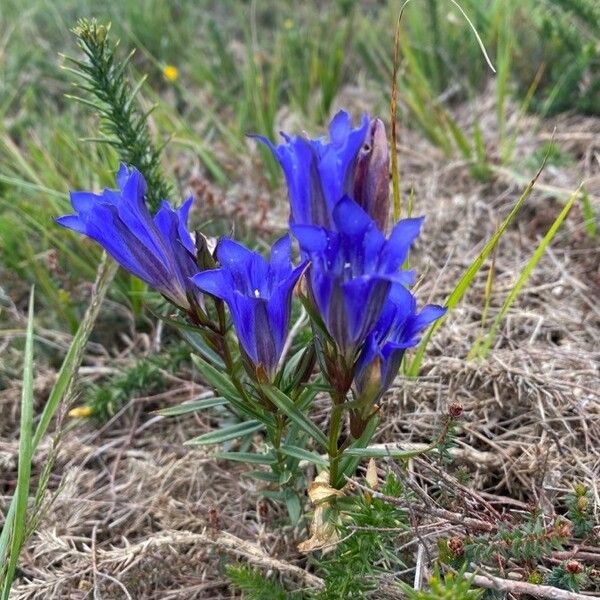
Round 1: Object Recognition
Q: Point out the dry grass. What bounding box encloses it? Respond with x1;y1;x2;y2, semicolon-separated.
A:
1;91;599;598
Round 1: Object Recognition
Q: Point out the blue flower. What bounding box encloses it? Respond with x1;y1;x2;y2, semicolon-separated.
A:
354;284;446;403
191;235;307;380
257;110;370;228
293;196;423;357
56;164;199;310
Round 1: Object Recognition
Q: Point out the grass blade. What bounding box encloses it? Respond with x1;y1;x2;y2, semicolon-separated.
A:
343;445;432;459
407;160;546;376
0;255;117;580
32;254;118;448
477;188;579;357
0;289;35;597
216;451;276;465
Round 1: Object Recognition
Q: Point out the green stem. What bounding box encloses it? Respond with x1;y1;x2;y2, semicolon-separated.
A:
272;414;287;474
328;401;345;488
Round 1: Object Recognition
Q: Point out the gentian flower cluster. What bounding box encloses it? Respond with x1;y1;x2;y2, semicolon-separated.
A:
264;111;446;425
58;108;445;492
58;166;303;382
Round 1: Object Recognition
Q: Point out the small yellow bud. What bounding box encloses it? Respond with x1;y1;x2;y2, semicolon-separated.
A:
68;405;93;418
577;495;589;512
96;25;108;44
527;570;543;585
163;64;179;82
283;19;294;30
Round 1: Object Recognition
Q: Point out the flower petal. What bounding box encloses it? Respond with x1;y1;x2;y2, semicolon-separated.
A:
379;217;424;272
191;269;231;301
55;214;86;234
342;276;390;347
229;293;259;365
269;234;292;282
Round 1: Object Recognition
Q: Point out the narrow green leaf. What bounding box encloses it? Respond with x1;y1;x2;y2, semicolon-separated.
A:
343;445;431;459
185;420;263;445
279;445;328;468
478;188;579;357
155;396;227;417
33;255;118;448
261;490;286;501
181;329;225;368
0;289;35;597
245;470;280;482
216;451;276;465
260;385;328;449
190;354;270;424
190;354;240;400
284;490;302;524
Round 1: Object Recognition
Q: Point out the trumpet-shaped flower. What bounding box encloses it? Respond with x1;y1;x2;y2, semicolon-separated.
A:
56;164;199;310
257;110;370;228
354;284;446;403
293;196;423;357
191;235;306;380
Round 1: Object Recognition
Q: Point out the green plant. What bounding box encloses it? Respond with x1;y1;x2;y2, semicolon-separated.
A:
474;187;578;358
408;161;545;376
70;342;189;420
566;484;595;538
519;0;600;116
65;18;171;211
313;474;408;598
465;516;568;563
546;560;589;592
399;569;483;599
225;565;295;600
0;289;35;599
0;18;179;592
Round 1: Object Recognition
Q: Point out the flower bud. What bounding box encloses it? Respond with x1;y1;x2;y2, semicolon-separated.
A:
448;402;463;418
352;118;390;231
565;560;583;574
447;536;464;558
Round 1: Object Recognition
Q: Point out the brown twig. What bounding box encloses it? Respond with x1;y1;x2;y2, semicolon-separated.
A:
465;570;595;600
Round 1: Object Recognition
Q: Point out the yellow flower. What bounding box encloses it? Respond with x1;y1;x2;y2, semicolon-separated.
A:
283;18;294;30
68;405;94;418
162;64;179;82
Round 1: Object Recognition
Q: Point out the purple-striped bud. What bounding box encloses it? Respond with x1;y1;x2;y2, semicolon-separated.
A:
352;118;390;232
